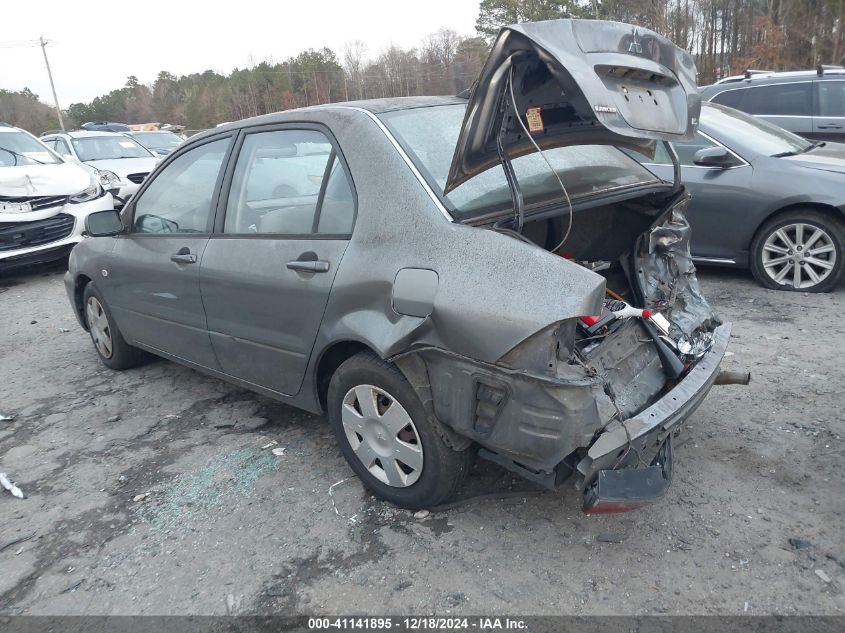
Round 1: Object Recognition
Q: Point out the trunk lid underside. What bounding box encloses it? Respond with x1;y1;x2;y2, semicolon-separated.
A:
445;18;700;193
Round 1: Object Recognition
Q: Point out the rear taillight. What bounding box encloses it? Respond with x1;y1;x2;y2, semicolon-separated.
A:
579;313;602;327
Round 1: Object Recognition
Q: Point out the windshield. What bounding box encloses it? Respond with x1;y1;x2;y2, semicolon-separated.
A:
72;135;152;161
0;131;61;166
702;104;811;156
132;131;183;150
379;104;660;220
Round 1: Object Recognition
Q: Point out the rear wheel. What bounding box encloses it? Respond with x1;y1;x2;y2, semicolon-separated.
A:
327;351;472;509
82;283;146;370
750;210;844;292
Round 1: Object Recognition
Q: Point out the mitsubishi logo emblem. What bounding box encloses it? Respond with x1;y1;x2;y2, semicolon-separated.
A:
628;28;643;54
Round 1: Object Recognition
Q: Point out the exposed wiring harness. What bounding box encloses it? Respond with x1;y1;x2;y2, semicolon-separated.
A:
507;64;574;251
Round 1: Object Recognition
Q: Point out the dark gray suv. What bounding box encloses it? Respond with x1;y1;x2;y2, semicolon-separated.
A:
700;68;845;142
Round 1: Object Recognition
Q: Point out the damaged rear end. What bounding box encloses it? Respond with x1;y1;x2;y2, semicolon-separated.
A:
421;19;729;512
408;190;730;513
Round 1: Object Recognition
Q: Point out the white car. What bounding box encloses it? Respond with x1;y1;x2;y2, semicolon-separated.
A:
40;131;160;207
0;124;114;269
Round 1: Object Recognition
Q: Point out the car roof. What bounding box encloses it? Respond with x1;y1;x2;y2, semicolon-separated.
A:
701;68;845;95
323;95;466;113
209;96;466;134
44;130;129;138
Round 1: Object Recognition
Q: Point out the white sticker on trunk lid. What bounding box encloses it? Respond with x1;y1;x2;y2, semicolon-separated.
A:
525;106;544;133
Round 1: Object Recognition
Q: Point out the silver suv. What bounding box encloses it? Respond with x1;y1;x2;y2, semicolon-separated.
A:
700;67;845;142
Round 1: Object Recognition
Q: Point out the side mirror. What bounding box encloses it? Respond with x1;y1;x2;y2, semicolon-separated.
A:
85;209;124;237
693;146;732;168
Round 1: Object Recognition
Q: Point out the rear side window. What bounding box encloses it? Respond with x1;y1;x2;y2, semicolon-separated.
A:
816;81;845;117
223;129;355;235
710;89;744;109
132;138;230;234
720;83;811;116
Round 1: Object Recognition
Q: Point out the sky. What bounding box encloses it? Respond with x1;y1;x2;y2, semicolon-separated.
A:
2;0;480;106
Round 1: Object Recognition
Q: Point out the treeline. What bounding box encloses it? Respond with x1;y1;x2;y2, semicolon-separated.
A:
4;1;845;134
0;88;61;133
68;30;488;131
596;0;845;86
62;31;489;131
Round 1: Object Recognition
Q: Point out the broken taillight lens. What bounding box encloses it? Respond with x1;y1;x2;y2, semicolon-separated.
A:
579;313;602;327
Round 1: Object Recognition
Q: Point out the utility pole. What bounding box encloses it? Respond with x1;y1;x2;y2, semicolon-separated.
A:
39;36;65;130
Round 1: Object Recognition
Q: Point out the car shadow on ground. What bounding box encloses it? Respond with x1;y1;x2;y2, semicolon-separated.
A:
0;258;69;285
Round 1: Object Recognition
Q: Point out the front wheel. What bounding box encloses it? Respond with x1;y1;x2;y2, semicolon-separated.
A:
327;351;472;509
750;210;844;292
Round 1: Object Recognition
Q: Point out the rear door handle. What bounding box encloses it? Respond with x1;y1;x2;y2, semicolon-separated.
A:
170;250;197;264
286;260;330;273
817;122;843;129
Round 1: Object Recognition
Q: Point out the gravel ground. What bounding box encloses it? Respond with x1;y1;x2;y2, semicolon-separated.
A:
0;261;842;616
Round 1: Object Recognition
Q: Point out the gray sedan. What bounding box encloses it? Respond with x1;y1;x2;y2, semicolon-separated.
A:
629;103;845;292
65;19;729;513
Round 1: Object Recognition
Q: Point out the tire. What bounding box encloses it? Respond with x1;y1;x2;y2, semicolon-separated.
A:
82;283;146;370
750;209;845;292
327;351;472;509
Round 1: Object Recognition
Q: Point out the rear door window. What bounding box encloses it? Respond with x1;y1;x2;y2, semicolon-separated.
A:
816;81;845;117
731;83;811;116
223;129;355;235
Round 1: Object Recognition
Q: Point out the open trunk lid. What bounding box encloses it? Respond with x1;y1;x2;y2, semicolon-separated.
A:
445;19;700;193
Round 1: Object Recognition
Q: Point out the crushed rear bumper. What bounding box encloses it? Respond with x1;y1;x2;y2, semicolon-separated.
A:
577;322;731;512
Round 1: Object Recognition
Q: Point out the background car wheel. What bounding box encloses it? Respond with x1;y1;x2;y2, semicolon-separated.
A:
327;351;472;509
82;283;146;370
750;210;844;292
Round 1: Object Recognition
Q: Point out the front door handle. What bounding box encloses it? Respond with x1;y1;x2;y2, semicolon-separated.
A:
817;122;843;129
286;260;330;273
170;248;197;264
